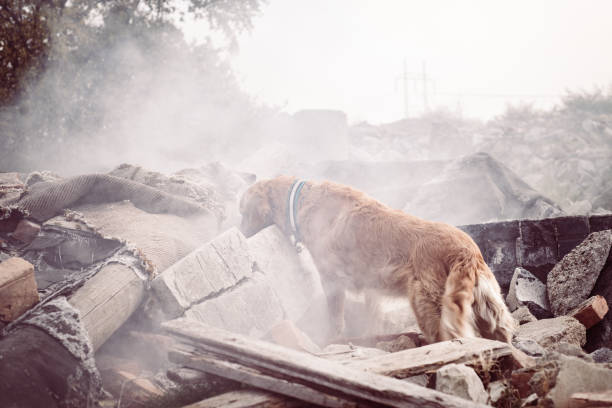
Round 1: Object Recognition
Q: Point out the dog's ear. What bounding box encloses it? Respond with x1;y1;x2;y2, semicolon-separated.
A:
239;183;273;237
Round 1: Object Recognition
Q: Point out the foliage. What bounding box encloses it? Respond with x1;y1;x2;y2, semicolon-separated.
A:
0;0;268;172
561;87;612;115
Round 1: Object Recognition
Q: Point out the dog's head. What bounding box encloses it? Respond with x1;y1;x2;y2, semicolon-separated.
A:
239;176;296;237
239;180;275;237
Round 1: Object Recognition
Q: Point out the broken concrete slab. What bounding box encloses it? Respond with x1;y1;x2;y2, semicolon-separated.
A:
547;230;612;316
152;228;253;318
0;257;39;322
435;363;488;404
569;295;609;329
515;218;558;282
184;276;285;339
514;316;586;351
547;355;612;408
506;267;552;319
247;225;323;323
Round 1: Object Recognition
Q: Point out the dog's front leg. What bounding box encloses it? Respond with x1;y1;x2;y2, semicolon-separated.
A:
322;283;346;342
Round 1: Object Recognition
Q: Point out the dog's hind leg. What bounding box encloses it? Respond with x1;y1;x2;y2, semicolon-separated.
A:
472;269;517;343
439;254;479;341
406;278;444;344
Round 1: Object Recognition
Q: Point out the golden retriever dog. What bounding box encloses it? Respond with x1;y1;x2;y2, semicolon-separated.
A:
239;176;516;344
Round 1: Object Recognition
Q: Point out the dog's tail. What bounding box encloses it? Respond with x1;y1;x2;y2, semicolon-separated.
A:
440;251;516;343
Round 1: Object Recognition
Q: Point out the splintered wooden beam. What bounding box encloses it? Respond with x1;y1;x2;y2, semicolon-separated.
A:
163;319;484;408
349;336;533;378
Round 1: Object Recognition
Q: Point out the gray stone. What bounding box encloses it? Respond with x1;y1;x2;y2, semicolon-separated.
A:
555;342;593;362
512;306;538;325
547;355;612;408
514;316;586;351
512;338;546;357
590;347;612;363
435;363;488;404
487;380;509;405
506;267;551;319
547;230;612;316
403;374;429;388
152;228;253;317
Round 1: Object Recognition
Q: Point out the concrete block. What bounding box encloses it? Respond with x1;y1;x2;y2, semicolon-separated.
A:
517;219;557;282
506;267;551;319
247;225;324;322
0;257;39;322
548;355;612;408
435;363;488;404
514;316;586;351
185;276;285;338
553;216;590;259
547;230;612;316
152;228;252;317
459;220;520;291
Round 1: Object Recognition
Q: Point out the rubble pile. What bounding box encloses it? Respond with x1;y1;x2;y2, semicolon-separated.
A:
1;161;612;408
347;108;612;215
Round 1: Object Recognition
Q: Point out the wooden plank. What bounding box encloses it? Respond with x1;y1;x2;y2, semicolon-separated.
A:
170;345;352;408
569;390;612;408
349;336;532;378
182;389;302;408
570;295;609;329
163;318;484;408
69;263;145;350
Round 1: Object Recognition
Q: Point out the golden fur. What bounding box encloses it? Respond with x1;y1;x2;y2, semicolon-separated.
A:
239;176;516;343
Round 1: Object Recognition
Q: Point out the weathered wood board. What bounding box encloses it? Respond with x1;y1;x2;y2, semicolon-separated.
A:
349;336;532;378
163;318;486;408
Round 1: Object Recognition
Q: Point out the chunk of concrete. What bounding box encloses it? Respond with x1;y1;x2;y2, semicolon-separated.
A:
513;338;546;357
506;267;551;319
487;380;509;406
547;230;612;316
512;306;538;325
184;276;285;339
514;316;586;351
547;355;612;408
247;225;323;322
435;363;488;404
152;228;253;317
0;257;39;322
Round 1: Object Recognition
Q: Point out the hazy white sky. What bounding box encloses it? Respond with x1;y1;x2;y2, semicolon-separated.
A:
190;1;612;123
